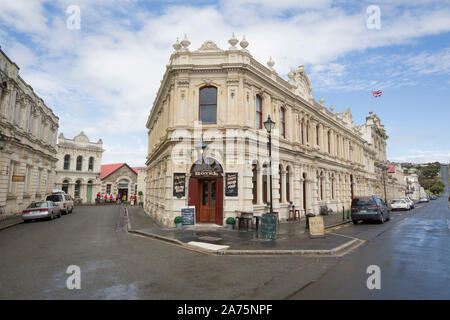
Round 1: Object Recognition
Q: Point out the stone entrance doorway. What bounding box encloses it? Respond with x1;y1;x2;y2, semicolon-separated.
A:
188;158;223;225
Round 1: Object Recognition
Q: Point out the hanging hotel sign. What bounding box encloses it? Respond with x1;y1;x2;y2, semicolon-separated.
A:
309;216;325;238
225;172;238;196
192;170;220;177
173;173;186;198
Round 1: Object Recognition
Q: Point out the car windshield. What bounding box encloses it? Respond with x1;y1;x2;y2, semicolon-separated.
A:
27;202;48;208
352;197;376;206
46;195;63;202
392;199;404;203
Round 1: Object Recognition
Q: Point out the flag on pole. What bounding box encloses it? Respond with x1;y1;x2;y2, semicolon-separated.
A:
372;90;382;98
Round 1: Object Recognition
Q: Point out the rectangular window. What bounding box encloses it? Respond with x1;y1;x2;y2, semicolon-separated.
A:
106;184;111;194
199;87;217;124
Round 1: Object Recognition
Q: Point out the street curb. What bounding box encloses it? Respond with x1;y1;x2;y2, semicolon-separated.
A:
124;207;363;257
0;219;23;231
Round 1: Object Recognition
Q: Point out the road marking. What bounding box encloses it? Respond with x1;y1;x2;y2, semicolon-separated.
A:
335;226;341;230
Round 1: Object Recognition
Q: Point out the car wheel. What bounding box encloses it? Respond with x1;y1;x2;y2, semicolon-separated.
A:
379;215;384;224
352;220;359;225
23;219;30;223
58;210;62;218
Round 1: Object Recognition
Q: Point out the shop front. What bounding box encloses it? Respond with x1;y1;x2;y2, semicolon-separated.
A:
188;158;223;225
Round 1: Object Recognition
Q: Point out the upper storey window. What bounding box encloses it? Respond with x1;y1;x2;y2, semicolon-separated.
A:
256;95;263;129
64;155;70;170
76;156;83;171
280;107;286;138
199;87;217;124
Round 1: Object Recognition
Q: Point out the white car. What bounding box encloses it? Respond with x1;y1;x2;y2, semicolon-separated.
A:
403;197;415;209
391;199;410;211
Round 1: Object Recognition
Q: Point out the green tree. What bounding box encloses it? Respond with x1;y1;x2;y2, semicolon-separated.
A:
430;181;444;195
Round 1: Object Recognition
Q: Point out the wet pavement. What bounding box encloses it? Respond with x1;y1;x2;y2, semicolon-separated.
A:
289;165;450;299
127;206;354;252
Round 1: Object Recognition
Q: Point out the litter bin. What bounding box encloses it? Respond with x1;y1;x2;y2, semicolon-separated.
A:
305;213;315;230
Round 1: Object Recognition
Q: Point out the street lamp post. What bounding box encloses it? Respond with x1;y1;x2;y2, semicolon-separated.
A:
264;115;275;215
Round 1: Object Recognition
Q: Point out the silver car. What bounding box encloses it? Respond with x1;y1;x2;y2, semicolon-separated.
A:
22;201;61;222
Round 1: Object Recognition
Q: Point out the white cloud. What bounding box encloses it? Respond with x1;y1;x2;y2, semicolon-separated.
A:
1;0;450;165
390;150;450;164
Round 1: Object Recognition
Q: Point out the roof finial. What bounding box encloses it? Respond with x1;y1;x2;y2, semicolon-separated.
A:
267;56;275;70
240;35;249;52
180;34;191;50
228;32;238;50
173;37;181;51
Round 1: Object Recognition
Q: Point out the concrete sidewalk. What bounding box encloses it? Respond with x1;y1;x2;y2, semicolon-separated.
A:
125;206;362;256
0;215;23;231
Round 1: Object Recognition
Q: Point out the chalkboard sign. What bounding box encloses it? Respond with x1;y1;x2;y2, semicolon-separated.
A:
181;206;195;226
225;173;238;197
309;216;325;238
173;173;186;198
261;213;277;240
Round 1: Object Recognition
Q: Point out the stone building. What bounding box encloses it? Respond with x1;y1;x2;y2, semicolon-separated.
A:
100;163;138;201
0;48;59;218
386;163;407;201
404;171;421;201
55;132;103;203
144;35;390;227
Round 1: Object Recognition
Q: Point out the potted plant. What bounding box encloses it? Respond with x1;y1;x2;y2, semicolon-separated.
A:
174;216;183;228
226;217;235;229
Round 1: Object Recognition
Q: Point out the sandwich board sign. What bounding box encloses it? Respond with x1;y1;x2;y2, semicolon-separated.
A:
181;206;195;226
309;216;325;238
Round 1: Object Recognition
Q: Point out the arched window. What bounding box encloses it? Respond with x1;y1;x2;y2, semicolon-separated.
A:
306;121;310;144
286;167;290;203
316;125;320;146
88;157;94;172
199;86;217;124
64;155;70;170
331;174;335;199
279;165;283;202
301;120;304;145
263;164;268;204
256;95;263;129
328;130;331;153
74;180;81;198
280;107;286;138
252;164;257;204
62;179;69;194
76;156;83;171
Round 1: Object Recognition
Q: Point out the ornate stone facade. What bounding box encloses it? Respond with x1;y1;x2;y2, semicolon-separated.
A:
55;132;103;203
145;36;390;227
0;48;59;218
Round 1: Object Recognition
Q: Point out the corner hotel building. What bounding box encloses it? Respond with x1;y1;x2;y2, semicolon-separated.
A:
145;35;388;227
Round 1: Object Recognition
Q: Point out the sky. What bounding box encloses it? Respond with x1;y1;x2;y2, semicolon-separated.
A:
0;0;449;166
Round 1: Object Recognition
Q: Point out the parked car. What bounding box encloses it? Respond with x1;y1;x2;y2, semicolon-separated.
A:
430;195;437;200
419;196;429;203
351;196;390;224
391;199;410;211
22;201;61;222
402;197;415;209
46;191;74;215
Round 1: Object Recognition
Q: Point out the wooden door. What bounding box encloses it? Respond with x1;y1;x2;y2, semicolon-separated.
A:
199;180;216;223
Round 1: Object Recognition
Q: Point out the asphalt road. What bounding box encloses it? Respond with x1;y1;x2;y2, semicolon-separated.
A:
0;204;335;299
1;167;448;299
290;165;450;299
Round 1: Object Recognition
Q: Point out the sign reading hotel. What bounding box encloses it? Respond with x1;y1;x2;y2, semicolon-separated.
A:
225;172;238;197
309;216;325;238
173;173;186;198
192;170;220;177
12;175;25;182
